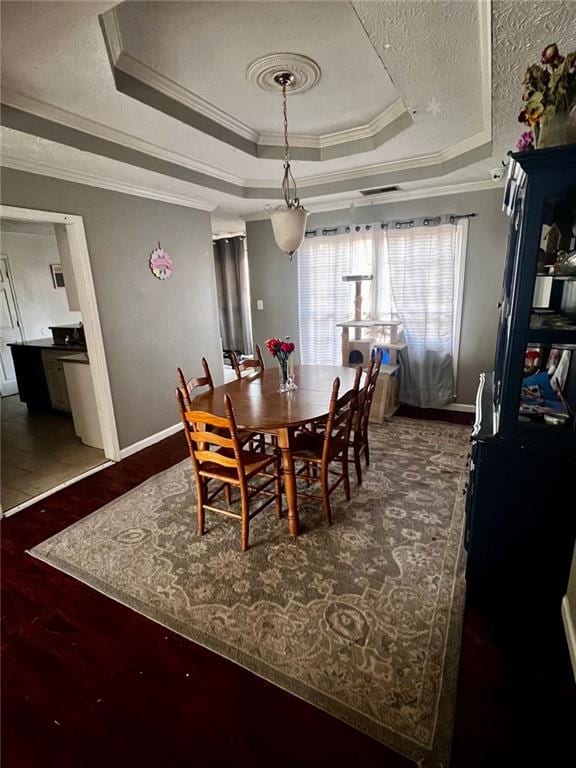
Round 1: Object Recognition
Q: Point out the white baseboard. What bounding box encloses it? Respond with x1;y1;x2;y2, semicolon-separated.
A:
119;422;183;459
441;403;476;413
2;460;114;517
561;595;576;681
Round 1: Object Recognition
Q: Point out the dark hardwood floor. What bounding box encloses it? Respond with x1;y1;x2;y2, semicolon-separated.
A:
2;413;575;767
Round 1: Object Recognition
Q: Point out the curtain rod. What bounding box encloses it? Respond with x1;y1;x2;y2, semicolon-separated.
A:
305;212;477;238
212;233;246;242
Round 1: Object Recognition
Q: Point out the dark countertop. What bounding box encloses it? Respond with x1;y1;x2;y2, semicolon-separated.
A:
58;352;90;365
8;338;87;352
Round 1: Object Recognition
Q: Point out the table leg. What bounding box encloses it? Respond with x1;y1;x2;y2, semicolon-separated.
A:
277;427;298;538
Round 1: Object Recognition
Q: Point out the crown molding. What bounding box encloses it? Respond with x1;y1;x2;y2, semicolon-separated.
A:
1;89;246;188
99;3;123;64
1;154;216;211
116;52;261;145
241;178;505;221
303;129;492;187
103;5;260;145
3;95;491;198
6;0;492;197
257;99;407;149
246;129;492;189
100;5;411;160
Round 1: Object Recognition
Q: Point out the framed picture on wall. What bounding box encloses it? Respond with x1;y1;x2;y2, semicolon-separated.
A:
50;263;65;288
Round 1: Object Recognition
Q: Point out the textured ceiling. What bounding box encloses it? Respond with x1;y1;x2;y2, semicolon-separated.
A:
492;0;576;159
114;1;400;137
1;0;575;228
0;1;487;187
352;0;486;154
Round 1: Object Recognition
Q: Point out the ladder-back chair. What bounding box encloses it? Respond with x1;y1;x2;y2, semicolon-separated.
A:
176;388;282;551
230;344;265;380
291;374;359;527
177;356;214;410
352;350;383;484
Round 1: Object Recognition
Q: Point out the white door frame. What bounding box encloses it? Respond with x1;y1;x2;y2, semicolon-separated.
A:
0;255;25;395
0;205;121;461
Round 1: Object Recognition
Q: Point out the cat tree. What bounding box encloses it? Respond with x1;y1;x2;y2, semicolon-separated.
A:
336;275;405;420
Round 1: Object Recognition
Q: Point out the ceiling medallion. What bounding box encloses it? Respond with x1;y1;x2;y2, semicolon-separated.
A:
246;53;321;95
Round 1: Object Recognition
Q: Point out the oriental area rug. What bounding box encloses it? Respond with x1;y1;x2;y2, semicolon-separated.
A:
29;418;470;768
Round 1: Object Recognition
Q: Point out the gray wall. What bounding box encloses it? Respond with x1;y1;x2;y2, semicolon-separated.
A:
247;187;508;405
247;219;302;365
565;543;576;679
1;168;222;449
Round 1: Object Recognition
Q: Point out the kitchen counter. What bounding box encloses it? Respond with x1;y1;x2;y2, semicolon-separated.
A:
9;340;86;411
60;354;103;448
8;338;87;352
58;352;89;364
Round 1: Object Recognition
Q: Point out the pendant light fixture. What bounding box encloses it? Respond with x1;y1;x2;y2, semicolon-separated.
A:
268;72;309;259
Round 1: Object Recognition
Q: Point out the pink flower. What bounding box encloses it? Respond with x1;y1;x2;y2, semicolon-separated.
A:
516;130;535;152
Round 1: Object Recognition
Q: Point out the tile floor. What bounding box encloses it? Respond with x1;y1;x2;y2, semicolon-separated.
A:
1;395;106;512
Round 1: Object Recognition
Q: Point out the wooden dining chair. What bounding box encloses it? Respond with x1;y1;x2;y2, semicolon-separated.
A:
177;358;256;453
291;375;359;527
230;344;273;450
351;350;383;484
176;388;282;551
230;344;265;380
177;356;214;410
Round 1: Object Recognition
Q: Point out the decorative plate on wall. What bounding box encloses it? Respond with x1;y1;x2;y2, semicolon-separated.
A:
149;243;174;280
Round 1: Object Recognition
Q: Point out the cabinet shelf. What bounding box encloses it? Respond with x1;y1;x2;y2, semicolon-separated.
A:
536;273;576;281
526;329;576;345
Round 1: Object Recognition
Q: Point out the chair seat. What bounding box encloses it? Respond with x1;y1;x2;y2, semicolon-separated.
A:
199;447;275;481
292;431;345;463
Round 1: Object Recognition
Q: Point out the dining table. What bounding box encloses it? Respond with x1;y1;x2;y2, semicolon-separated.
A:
190;364;362;538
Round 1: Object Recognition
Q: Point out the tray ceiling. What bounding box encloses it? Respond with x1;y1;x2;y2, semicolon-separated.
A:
1;1;574;224
103;1;410;160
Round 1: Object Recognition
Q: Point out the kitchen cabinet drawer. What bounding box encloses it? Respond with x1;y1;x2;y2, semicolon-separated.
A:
41;350;74;412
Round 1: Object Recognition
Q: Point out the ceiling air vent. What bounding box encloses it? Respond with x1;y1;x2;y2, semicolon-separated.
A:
359;186;400;197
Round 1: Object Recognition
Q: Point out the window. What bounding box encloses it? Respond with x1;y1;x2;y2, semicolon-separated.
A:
297;219;468;407
297;232;373;365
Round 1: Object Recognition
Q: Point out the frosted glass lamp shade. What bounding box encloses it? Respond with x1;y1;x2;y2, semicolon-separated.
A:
270;207;309;256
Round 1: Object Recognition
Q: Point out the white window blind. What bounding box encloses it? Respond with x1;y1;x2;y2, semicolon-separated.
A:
297;232;373;365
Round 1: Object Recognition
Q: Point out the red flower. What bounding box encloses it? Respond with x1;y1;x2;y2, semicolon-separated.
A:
265;338;282;357
265;337;295;358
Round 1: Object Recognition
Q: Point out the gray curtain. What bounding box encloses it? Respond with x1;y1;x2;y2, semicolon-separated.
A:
213;236;253;355
386;223;457;408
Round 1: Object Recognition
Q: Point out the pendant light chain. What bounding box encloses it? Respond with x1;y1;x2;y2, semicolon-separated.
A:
281;80;300;210
268;70;309;260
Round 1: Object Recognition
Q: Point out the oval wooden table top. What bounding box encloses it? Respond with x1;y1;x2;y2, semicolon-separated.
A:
190;364;361;431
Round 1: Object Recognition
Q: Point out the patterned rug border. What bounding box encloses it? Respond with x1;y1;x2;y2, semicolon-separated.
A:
28;420;469;768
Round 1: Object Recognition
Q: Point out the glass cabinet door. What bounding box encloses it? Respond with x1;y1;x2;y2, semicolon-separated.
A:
511;180;576;436
494;186;525;413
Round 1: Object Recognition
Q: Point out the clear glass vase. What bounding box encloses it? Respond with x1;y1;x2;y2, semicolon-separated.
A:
278;359;289;392
277;357;297;392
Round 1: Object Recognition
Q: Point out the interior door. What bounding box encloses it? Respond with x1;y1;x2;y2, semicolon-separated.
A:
0;256;23;396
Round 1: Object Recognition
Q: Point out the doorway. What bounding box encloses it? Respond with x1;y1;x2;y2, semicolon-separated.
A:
0;256;23;395
0;206;119;515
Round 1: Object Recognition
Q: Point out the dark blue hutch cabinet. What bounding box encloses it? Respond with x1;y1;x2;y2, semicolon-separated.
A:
465;144;576;635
